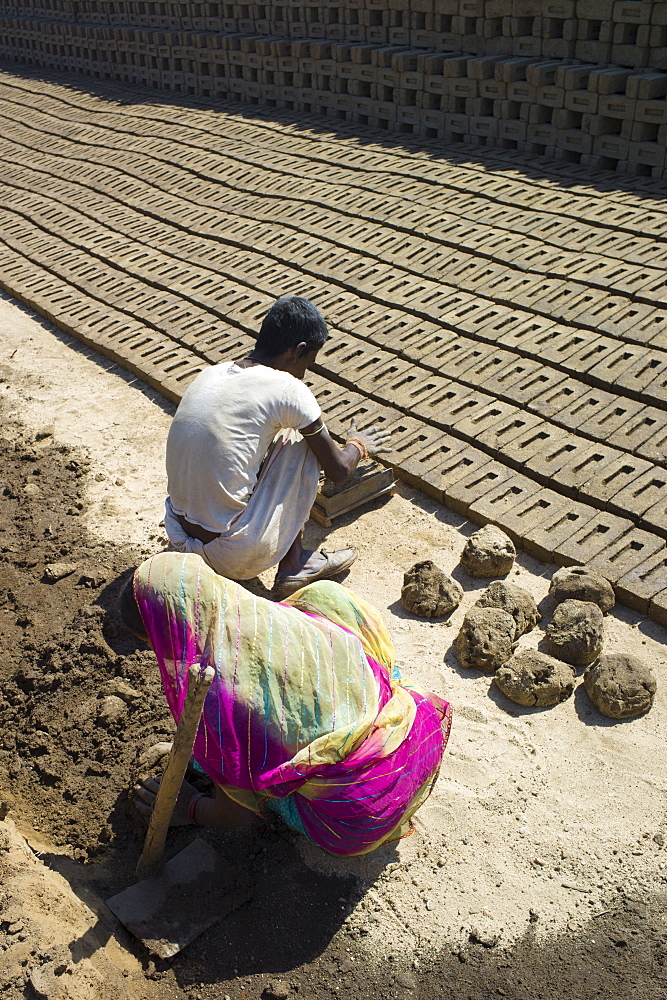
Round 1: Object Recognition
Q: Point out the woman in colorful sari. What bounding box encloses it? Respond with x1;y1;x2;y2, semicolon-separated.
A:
126;551;452;857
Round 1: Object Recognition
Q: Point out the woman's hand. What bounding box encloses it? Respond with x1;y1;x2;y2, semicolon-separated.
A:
132;775;200;826
346;418;392;458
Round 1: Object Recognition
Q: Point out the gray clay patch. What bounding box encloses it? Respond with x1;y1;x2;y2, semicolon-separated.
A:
474;580;540;638
546;599;604;667
460;525;515;579
495;649;576;708
401;560;463;618
584;653;657;719
455;607;515;674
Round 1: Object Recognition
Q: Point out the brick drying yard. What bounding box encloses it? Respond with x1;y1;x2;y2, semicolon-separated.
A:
1;3;667;997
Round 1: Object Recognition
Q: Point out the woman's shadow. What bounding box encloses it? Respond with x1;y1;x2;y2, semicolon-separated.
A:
86;568;398;981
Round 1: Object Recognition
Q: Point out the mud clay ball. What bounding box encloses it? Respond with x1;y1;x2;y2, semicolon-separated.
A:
549;566;615;613
546;599;604;667
401;560;463;618
495;650;576;708
474;581;540;638
584;653;657;719
455;607;515;674
460;525;515;578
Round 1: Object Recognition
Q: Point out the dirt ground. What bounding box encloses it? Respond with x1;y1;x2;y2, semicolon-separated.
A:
1;289;667;1000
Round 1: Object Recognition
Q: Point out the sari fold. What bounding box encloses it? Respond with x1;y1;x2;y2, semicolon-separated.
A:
134;552;451;856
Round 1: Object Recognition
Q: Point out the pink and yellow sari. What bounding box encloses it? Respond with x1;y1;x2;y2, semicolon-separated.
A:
134;552;452;856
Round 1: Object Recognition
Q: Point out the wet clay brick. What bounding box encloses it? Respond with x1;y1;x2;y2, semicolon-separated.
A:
557;510;634;565
590;344;667;400
611;408;667;464
528;378;592;421
522;434;582;487
506;367;569;409
523;501;601;564
553;442;619;497
411;381;479;427
642;493;667;540
648;588;667;627
586;453;656;511
496;415;558;463
423;445;494;507
385;421;443;467
477;356;543;397
550;387;618;432
452;400;523;451
357;356;428;399
578;396;648;444
398;436;469;494
391;371;451;411
445;460;515;518
485;412;551;459
588;528;666;584
498;489;570;547
467;471;542;528
615;547;667;614
607;468;667;522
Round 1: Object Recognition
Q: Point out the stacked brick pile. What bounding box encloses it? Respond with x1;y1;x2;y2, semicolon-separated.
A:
2;2;667;176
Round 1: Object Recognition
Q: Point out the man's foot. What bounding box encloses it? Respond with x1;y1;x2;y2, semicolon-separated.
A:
132;775;202;826
277;548;326;577
274;547;357;597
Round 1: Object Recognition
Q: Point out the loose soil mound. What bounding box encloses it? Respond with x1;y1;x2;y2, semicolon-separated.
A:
0;414;169;859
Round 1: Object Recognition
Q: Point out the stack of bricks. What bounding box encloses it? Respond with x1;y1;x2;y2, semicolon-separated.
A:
2;1;667;176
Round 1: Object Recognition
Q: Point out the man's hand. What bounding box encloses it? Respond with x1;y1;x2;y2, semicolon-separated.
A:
346;418;392;458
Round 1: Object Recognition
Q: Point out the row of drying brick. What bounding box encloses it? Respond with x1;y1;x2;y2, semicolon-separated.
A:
3;1;667;70
3;94;667;355
6;87;667;261
307;368;667;624
4;113;666;341
2;192;666;541
5;149;667;461
2;145;666;430
125;86;667;247
6;68;667;252
4;158;667;454
0;232;665;625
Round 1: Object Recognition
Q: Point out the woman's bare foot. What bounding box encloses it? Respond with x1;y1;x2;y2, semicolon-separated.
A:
132;775;202;826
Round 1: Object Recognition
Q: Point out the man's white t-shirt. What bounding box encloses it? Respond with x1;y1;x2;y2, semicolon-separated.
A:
166;362;321;533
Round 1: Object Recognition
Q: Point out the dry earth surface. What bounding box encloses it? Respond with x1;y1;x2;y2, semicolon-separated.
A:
1;290;667;1000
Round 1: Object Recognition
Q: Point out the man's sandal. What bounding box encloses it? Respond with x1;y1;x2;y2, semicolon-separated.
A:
273;547;357;598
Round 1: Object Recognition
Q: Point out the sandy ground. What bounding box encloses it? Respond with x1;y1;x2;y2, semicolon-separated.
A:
1;290;667;997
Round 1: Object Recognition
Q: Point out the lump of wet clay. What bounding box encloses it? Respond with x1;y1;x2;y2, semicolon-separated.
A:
495;650;576;707
96;695;126;726
584;653;656;719
401;560;463;618
455;607;515;674
546;599;604;666
44;561;78;583
460;525;515;578
549;566;615;613
474;581;540;638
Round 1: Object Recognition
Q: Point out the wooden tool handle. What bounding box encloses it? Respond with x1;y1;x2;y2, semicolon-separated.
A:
136;663;215;879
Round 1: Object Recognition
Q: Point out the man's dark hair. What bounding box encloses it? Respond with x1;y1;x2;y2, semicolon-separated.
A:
255;296;328;358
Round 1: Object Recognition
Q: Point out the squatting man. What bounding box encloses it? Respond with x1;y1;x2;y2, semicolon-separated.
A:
164;295;392;596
